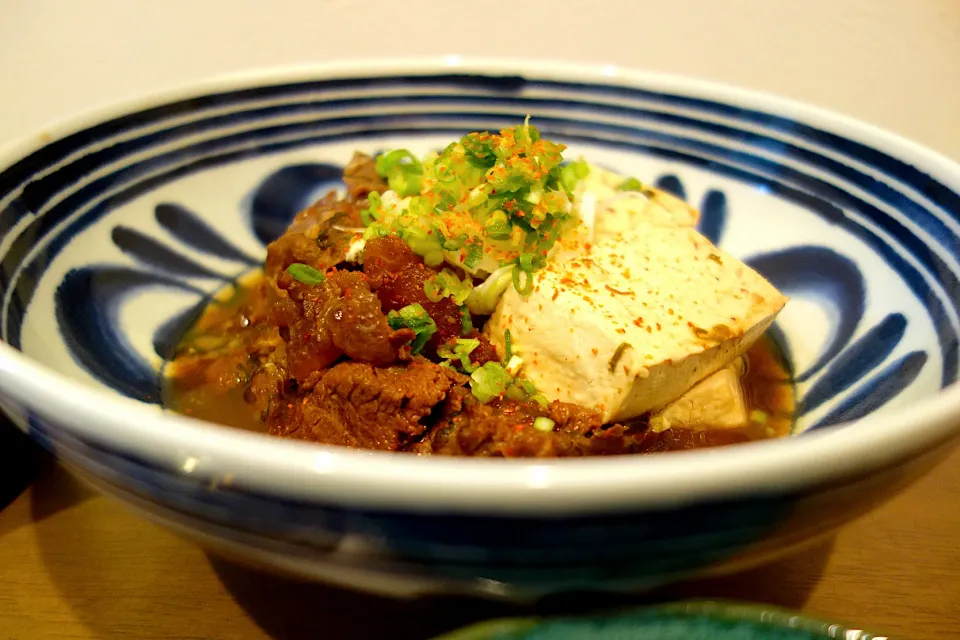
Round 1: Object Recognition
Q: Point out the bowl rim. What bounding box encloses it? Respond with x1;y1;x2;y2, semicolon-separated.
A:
1;56;959;515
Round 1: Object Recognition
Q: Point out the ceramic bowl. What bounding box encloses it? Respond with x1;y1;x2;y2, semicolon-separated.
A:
433;600;890;640
0;58;958;599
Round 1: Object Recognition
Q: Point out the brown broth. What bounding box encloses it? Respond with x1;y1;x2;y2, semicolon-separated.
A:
162;272;796;448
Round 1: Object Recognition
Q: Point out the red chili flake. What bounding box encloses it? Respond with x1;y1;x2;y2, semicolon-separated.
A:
656;322;662;331
646;326;653;333
591;348;599;356
514;424;525;432
633;317;644;327
605;285;631;296
615;328;626;335
552;290;560;301
584;296;594;305
667;308;674;315
344;288;352;298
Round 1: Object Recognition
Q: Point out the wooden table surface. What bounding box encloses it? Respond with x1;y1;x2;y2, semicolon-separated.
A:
1;431;958;640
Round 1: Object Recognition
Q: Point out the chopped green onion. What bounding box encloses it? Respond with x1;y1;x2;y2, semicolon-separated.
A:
423;251;445;267
438;337;480;372
437;338;480;359
504;384;527;402
286;263;326;285
533;417;555;432
459;305;473;336
462;133;497;169
369;121;573;281
423;278;444;303
530;393;548;409
617;177;645;191
512;264;534;296
463;241;483;269
505;355;524;376
484;211;512;240
750;409;768;425
375;150;423;197
386;303;437;354
469;362;513;403
503;329;513;363
559;159;590;194
361;192;381;226
465;265;513;315
514;378;537;397
423;269;474;306
436;228;468;251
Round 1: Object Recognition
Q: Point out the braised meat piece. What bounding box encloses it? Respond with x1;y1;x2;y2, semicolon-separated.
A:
343;152;388;198
362;236;499;364
412;390;630;457
274;269;415;383
412;390;748;457
264;191;365;282
267;360;466;451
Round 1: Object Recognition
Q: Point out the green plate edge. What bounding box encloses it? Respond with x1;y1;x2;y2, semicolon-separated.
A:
431;599;895;640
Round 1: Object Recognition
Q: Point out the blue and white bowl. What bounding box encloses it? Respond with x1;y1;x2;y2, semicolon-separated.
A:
1;58;958;599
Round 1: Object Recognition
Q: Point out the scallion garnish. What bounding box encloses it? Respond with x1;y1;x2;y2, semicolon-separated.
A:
459;305;473;336
375;149;423;197
423;269;474;305
512;263;534;296
386;303;437;354
533;417;555;432
438;338;480;373
617;177;645;191
503;329;513;363
463;241;484;270
559;159;590;194
469;361;513;403
364;120;575;277
286;263;326;285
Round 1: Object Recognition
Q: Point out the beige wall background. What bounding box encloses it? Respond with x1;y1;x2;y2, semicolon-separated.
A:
0;0;958;160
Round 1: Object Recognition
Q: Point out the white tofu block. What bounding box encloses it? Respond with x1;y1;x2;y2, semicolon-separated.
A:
484;224;787;422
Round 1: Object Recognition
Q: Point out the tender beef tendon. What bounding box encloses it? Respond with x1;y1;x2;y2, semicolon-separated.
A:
264;191;366;282
275;269;414;383
412;389;750;457
410;390;635;457
343;152;389;198
363;236;500;364
267;360;466;451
